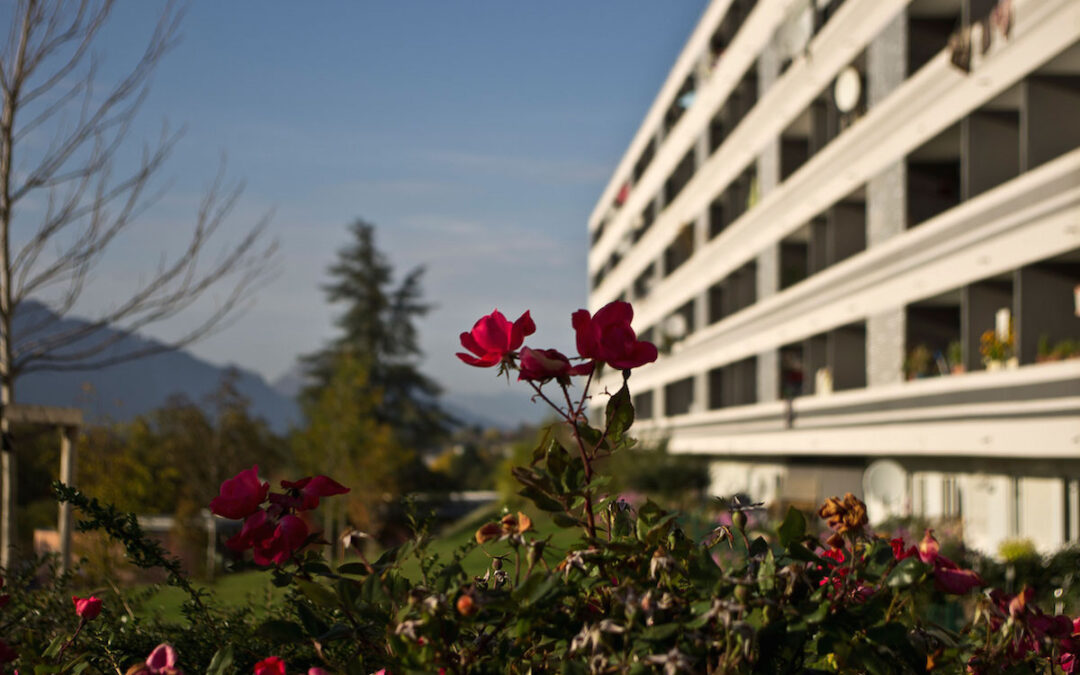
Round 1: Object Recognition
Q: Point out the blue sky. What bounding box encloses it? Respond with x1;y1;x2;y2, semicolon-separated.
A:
11;2;709;400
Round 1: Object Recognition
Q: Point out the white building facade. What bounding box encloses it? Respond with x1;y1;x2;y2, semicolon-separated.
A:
587;0;1080;556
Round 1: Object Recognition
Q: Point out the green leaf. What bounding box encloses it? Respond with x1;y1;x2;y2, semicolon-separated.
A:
749;536;770;557
640;622;681;641
42;635;65;659
777;507;806;547
257;619;305;642
605;383;634;445
303;561;334;576
297;602;330;637
786;542;826;564
886;556;928;589
318;623;354;642
206;646;235;675
757;548;776;592
546;444;569;481
295;578;339;608
337;561;370;576
519;486;564;512
553;513;581;529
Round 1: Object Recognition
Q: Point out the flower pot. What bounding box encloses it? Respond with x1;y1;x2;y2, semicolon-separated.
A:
985;360;1003;371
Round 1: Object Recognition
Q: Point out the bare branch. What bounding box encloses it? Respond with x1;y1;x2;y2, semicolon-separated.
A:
0;0;276;378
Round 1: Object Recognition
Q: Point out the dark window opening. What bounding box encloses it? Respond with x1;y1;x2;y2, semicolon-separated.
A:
663;223;695;276
664;377;695;417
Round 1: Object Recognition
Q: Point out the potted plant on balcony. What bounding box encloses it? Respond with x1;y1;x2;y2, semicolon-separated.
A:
947;340;965;374
980;322;1015;370
904;344;933;380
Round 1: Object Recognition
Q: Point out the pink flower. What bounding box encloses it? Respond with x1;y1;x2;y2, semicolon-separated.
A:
917;529;940;564
252;515;309;566
278;475;350;511
457;310;535;367
572;301;657;370
254;657;286;675
72;595;102;620
308;669;331;675
124;644;185;675
917;530;985;594
517;347;593;383
933;565;986;595
210;465;269;520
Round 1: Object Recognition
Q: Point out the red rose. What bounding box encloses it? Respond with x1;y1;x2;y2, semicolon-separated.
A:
517;347;593;382
225;509;275;552
572;301;657;370
210;465;269;520
253;656;286;675
252;515;309;567
73;594;102;620
890;537;916;561
457;310;535;367
279;475;350;511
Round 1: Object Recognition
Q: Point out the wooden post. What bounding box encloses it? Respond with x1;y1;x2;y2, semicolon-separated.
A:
58;426;76;574
0;449;12;570
205;511;216;582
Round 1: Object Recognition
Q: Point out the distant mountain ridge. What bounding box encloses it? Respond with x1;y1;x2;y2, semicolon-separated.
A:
9;301;546;433
13;301;300;433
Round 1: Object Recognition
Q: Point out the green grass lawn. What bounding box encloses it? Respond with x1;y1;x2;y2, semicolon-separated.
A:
395;504;585;581
133;503;576;623
136;569;288;623
135;501;711;623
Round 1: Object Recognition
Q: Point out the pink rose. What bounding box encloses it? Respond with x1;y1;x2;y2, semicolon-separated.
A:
917;530;985;594
254;657;286;675
210;465;269;520
124;644;185;675
517;347;593;382
457;310;535;367
72;595;102;620
572;301;657;370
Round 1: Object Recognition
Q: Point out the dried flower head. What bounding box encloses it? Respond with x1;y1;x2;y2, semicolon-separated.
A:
817;492;868;535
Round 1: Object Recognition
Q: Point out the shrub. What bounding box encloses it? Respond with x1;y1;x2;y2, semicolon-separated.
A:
6;300;1080;674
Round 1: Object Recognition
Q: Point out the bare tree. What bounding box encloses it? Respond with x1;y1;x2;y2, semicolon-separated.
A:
0;0;277;567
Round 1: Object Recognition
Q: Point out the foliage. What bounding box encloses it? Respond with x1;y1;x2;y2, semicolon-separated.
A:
292;351;403;540
997;538;1039;564
979;321;1014;364
78;372;284;518
1038;335;1080;362
301;220;452;453
8;301;1080;674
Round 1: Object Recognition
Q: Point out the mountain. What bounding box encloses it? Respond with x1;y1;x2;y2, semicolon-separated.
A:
12;301;300;433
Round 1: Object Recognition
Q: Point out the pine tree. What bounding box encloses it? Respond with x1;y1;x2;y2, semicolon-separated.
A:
302;220;452;453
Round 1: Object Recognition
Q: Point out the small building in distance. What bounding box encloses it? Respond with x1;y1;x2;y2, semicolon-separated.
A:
586;0;1080;556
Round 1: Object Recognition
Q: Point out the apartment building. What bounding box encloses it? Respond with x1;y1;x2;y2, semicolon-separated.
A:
587;0;1080;555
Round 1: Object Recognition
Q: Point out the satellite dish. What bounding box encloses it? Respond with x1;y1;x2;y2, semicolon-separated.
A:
834;67;862;113
665;313;688;340
863;460;906;511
